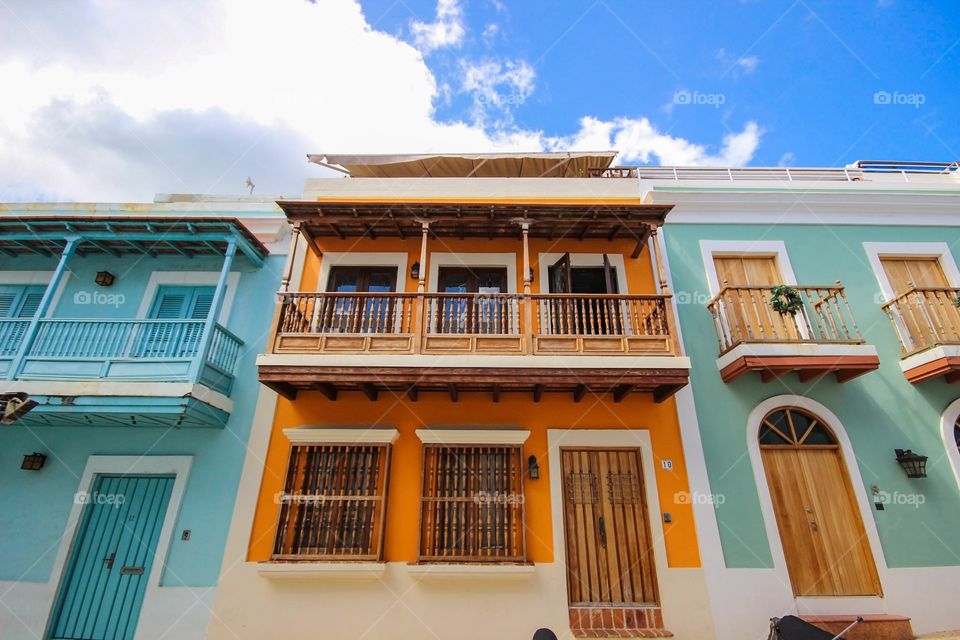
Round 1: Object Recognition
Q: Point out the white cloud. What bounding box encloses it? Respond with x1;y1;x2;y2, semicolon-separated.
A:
551;117;762;166
410;0;466;53
460;58;535;125
778;152;796;166
737;55;759;73
0;0;765;201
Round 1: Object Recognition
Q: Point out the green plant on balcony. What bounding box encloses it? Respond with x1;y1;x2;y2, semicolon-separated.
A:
953;293;960;308
769;284;804;316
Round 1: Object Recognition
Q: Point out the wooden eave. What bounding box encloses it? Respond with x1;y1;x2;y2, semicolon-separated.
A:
719;354;881;384
258;364;688;404
276;199;672;241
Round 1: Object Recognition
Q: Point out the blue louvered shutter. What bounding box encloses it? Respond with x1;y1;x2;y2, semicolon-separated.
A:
0;285;45;318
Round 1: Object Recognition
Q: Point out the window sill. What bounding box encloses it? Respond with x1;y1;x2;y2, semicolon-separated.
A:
257;561;386;580
407;562;535;580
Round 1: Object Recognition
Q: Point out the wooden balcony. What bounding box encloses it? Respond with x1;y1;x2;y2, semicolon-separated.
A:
706;283;879;383
259;292;688;403
882;286;960;383
0;318;244;427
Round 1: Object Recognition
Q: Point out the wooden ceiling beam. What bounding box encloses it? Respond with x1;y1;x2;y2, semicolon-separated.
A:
359;383;378;401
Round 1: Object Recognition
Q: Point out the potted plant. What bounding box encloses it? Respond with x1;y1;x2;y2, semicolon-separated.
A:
769;284;804;316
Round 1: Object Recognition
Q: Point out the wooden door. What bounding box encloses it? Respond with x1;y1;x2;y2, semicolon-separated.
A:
714;255;799;342
880;257;956;349
561;449;658;605
759;408;881;596
436;267;508;334
50;475;174;640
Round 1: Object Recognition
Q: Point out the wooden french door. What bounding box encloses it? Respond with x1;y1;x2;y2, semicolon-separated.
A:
880;257;957;349
435;267;508;334
560;449;659;605
759;408;881;597
714;254;800;342
324;266;398;333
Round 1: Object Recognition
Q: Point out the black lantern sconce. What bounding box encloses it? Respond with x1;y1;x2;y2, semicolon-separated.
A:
410;262;421;280
21;452;47;471
528;455;540;480
894;449;928;479
95;271;116;287
528;267;535;282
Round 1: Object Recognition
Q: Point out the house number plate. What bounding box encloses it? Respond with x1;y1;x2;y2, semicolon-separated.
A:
120;566;145;576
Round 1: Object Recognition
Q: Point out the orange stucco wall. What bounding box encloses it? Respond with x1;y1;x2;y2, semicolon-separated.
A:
247;235;700;568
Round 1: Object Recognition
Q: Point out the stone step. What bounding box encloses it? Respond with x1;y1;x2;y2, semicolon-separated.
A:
800;614;913;640
914;632;960;640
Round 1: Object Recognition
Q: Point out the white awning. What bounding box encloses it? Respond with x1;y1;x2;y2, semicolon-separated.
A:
308;151;618;178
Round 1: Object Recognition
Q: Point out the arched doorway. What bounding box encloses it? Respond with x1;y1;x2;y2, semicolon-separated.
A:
759;407;881;596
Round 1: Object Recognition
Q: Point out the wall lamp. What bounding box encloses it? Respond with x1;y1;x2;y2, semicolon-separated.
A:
95;271;116;287
894;449;927;479
410;262;420;280
528;455;540;480
21;452;47;471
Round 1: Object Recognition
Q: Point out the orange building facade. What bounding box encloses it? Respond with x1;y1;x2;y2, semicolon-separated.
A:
208;153;715;640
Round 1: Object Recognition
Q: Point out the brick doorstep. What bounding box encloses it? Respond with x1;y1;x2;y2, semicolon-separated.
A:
569;606;673;639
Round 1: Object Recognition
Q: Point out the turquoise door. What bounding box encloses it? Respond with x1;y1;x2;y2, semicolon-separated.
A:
49;475;174;640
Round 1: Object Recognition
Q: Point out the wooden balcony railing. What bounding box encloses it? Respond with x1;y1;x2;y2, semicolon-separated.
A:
272;291;679;356
882;286;960;356
707;283;864;355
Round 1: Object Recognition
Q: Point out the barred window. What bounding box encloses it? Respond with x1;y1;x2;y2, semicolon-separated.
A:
273;444;389;560
419;445;525;562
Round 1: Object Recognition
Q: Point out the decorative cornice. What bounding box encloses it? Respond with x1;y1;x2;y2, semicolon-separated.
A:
283;427;399;444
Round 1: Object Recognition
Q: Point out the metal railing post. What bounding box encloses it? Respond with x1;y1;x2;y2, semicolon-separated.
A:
190;240;237;383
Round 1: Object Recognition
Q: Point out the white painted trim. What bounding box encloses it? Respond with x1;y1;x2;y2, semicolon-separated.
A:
283;427;399;444
745;396;889;602
416;428;530;445
137;271;240;324
537;252;628;294
406;563;535;579
900;345;960;373
547;430;670;605
715;343;878;372
257;562;386;580
315;252;408;293
0;381;234;413
862;241;960;301
698;240;798;296
257;353;690;370
44;455;193;637
940;398;960;495
0;270;69;314
427;252;518;293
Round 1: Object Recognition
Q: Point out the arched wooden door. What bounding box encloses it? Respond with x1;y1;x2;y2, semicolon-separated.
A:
759;408;881;596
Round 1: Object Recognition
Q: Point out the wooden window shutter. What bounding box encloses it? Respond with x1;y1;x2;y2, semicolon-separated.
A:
419;444;525;562
272;444;390;561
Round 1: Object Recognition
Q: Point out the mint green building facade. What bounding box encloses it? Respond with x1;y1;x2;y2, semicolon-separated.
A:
647;165;960;639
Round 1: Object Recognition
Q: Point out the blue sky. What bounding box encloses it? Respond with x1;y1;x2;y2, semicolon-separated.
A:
377;0;960;167
0;0;958;201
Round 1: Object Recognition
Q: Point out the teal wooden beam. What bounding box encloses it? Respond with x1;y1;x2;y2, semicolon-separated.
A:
189;239;237;384
6;237;79;380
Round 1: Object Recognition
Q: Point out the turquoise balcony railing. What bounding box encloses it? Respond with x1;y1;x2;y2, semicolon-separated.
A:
0;318;243;396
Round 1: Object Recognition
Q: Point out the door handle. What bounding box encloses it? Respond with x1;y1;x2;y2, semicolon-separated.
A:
104;552;115;570
598;517;607;549
809;521;819;532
